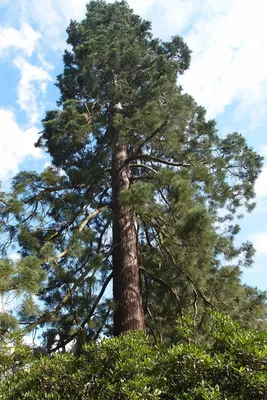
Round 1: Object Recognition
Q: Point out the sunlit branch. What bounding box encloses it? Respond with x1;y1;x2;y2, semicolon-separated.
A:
43;206;108;263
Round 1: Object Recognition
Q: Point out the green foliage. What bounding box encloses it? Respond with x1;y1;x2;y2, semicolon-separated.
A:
0;257;46;334
0;257;46;293
0;331;32;378
0;0;265;347
1;314;266;399
0;313;18;336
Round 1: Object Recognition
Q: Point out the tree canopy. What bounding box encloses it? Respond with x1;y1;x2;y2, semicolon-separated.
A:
0;0;266;351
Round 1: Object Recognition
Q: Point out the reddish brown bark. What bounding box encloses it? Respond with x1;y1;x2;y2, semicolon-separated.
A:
112;141;145;336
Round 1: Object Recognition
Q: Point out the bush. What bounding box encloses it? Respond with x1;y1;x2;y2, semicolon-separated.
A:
1;313;266;399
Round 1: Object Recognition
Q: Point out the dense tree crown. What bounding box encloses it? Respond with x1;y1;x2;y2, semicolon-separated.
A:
0;1;266;350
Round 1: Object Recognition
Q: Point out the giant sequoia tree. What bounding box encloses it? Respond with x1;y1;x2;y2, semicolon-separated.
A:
0;1;266;349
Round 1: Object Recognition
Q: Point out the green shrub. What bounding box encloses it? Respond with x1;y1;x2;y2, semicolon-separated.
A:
1;313;266;399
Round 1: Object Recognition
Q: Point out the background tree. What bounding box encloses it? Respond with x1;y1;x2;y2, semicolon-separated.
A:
0;0;266;350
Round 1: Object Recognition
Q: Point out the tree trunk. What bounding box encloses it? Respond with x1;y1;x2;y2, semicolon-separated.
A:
112;140;145;336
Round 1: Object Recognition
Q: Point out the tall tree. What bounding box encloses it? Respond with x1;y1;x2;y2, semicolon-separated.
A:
0;1;265;349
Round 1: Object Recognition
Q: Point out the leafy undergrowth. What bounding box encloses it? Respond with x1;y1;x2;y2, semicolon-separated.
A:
1;313;267;399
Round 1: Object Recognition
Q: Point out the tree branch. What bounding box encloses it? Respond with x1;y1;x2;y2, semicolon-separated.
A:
140;266;182;317
162;245;217;310
43;207;107;263
48;272;113;353
93;308;111;341
22;207;109;335
0;198;9;206
22;267;94;335
134;120;168;153
127;154;191;168
129;163;158;174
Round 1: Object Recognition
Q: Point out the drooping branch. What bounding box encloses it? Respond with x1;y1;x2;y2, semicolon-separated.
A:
22;206;109;335
163;245;217;310
141;266;182;317
23;267;94;335
205;287;230;308
142;213;217;311
192;288;198;323
97;218;111;253
158;188;170;206
93;308;111;341
30;183;86;195
48;271;113;353
134;120;168;154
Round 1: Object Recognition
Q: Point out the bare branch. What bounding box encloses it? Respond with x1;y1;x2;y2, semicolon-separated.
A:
206;287;230;308
93;308;111;341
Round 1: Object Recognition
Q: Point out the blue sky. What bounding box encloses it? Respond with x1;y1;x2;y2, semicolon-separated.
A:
0;0;267;296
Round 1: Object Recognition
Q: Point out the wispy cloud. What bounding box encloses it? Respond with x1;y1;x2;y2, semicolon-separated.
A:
127;0;200;38
180;0;267;123
255;166;267;200
19;0;87;50
14;57;53;124
252;145;267;212
0;23;40;57
1;0;199;51
0;108;42;182
251;232;267;255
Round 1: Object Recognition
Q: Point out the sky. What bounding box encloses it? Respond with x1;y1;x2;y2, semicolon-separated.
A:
0;0;267;295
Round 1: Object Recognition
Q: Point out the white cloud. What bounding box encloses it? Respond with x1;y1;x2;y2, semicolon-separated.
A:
126;0;200;37
8;0;266;125
23;334;35;347
127;0;157;15
20;0;157;50
0;23;40;57
0;108;42;183
255;166;267;199
259;145;267;158
20;0;87;50
43;162;52;169
1;0;267;168
9;253;20;261
180;0;267;121
14;58;53;124
251;232;267;255
0;0;198;51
